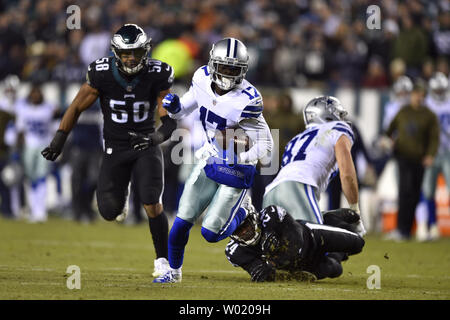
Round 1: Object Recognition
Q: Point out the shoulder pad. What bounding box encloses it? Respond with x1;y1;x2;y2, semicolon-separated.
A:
192;65;210;83
331;121;354;142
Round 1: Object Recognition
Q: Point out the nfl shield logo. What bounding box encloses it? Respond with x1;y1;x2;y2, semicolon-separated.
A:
213;100;217;106
126;85;133;92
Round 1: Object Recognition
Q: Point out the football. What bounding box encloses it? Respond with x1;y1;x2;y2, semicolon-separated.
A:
214;128;251;154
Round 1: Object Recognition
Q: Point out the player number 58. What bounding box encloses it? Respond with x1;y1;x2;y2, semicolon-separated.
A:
95;57;109;71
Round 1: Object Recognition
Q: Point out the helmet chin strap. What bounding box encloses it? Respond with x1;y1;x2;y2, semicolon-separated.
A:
117;57;146;75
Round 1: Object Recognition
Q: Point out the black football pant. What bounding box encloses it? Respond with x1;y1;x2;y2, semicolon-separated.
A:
96;143;164;221
396;157;425;237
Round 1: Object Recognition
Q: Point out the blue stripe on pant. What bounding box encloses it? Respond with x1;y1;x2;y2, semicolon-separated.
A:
201;207;247;242
304;184;323;224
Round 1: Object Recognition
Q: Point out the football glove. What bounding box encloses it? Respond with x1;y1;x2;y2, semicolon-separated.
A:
349;203;367;237
353;220;367;237
128;131;164;151
41;130;68;161
248;260;276;282
162;93;181;114
194;142;219;161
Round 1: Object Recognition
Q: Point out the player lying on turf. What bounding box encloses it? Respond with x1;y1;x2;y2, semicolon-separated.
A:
225;205;365;282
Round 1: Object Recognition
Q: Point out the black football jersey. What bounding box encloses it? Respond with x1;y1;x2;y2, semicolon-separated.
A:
86;56;174;146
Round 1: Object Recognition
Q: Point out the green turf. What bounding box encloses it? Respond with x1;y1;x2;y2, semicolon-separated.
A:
0;217;449;300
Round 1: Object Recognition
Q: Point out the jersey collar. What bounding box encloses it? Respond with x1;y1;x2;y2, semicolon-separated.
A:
111;57;144;92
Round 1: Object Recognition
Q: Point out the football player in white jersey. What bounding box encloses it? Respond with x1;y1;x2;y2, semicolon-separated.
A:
382;76;413;131
153;37;273;283
263;96;365;235
416;72;450;241
15;85;56;223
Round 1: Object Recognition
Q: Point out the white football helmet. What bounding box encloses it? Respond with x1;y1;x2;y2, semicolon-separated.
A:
303;96;348;127
208;38;249;91
429;72;449;101
391;75;413;104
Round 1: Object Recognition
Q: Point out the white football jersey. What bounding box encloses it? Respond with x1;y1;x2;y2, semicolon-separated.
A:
15;99;56;148
265;121;354;195
173;65;273;164
425;95;450;154
178;65;264;140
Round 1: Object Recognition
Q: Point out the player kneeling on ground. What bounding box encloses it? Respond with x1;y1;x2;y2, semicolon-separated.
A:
225;205;365;282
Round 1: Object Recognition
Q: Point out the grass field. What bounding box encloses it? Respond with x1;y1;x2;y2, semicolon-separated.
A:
0;216;449;300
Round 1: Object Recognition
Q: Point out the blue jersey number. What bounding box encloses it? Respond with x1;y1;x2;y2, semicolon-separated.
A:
241;86;259;100
199;106;227;141
281;129;318;167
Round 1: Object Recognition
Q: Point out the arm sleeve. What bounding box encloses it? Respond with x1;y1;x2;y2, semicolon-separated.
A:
238;115;273;163
330;121;355;146
239;96;263;119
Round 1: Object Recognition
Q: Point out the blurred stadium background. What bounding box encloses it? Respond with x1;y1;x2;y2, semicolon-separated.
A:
1;0;449;234
0;0;449;300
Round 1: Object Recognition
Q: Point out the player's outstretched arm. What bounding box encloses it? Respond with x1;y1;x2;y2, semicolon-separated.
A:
335;135;358;206
162;84;198;120
335;135;366;236
41;83;99;161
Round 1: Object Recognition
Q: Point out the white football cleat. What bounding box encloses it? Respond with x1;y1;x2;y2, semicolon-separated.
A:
429;224;440;241
152;257;170;277
153;268;182;283
415;222;429;242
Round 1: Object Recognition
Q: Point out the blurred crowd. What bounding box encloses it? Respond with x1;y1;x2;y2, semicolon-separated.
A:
0;0;449;240
0;0;449;88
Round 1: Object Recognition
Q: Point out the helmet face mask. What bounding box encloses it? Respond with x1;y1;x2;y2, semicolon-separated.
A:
111;24;151;75
303;96;348;127
230;211;261;246
208;38;249;91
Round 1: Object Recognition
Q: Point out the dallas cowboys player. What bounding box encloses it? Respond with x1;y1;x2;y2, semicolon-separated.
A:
263;96;365;235
41;24;176;277
153;38;273;283
16;85;57;223
416;72;450;241
382;76;413;131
